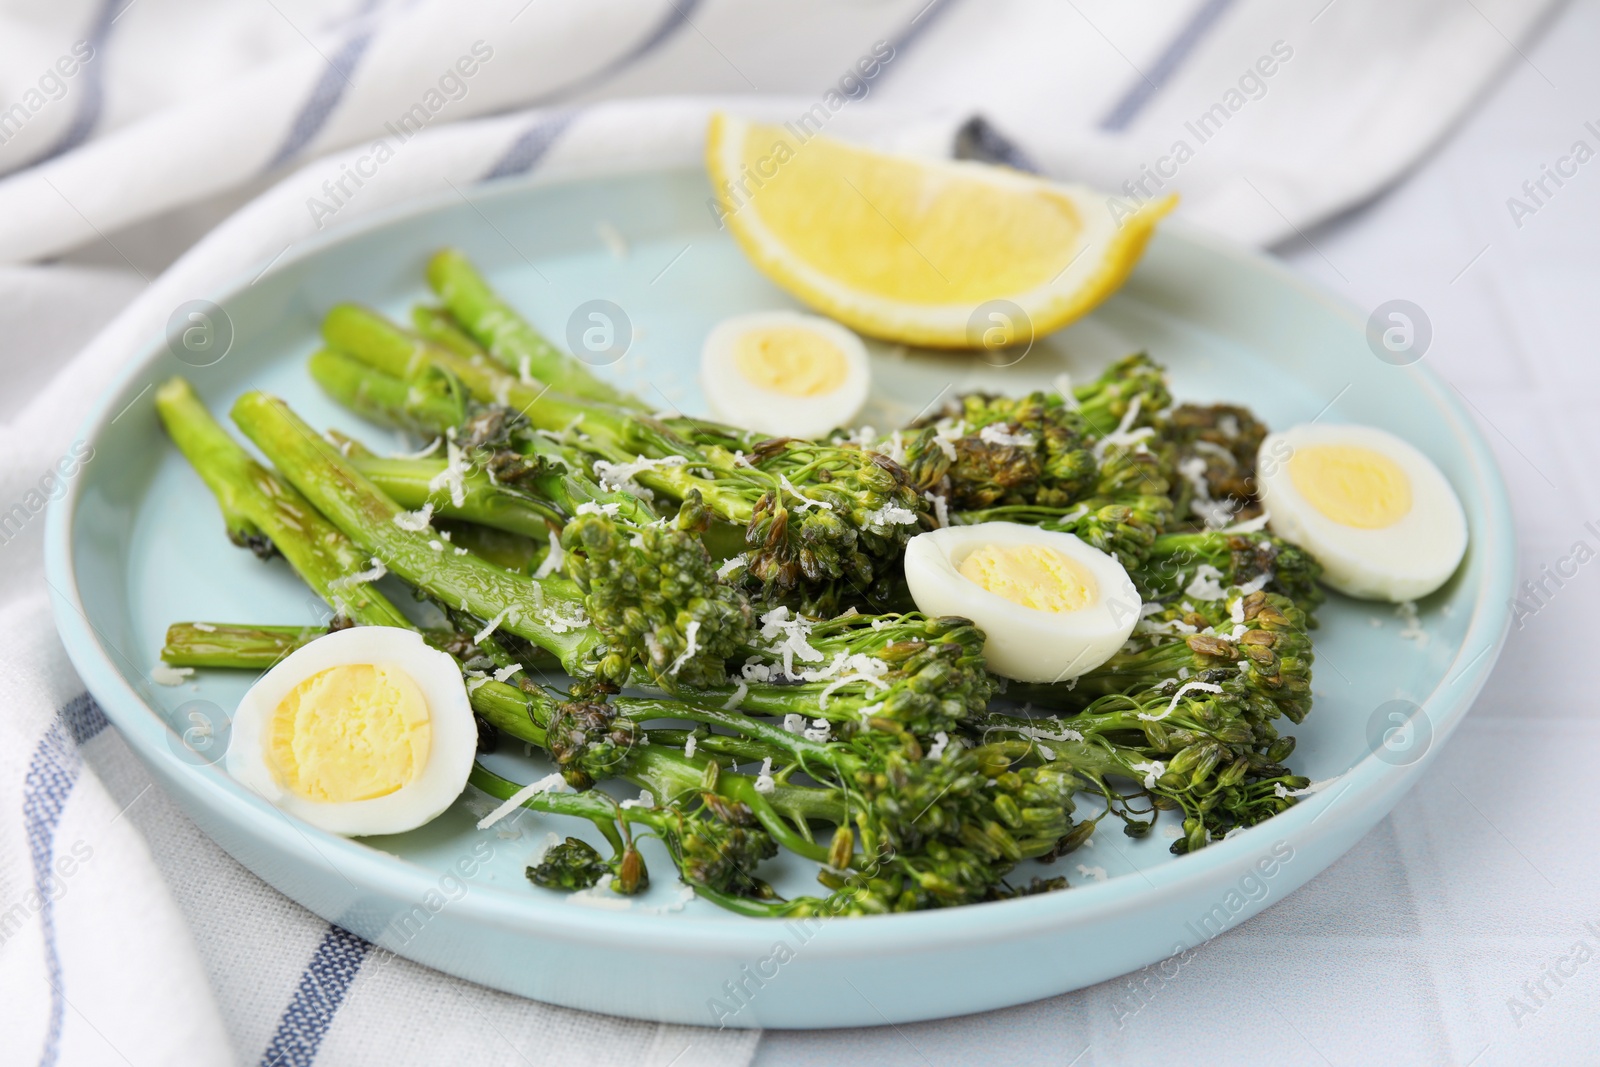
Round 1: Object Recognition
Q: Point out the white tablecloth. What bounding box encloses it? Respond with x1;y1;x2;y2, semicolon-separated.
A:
2;0;1592;1063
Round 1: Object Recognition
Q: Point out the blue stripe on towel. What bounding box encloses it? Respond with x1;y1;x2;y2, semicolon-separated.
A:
258;924;372;1067
265;27;380;170
479;0;706;179
21;695;107;1067
1097;0;1237;132
61;693;110;745
873;0;966;85
481;109;577;180
537;0;703;105
37;0;122;161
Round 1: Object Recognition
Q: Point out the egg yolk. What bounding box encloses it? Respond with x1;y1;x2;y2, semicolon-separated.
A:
958;544;1098;612
268;663;431;804
1288;444;1412;529
734;326;848;397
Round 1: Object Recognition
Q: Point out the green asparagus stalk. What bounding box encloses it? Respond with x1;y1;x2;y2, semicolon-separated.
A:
308;348;464;436
155;377;411;628
229;390;601;672
425;248;645;411
346;454;561;541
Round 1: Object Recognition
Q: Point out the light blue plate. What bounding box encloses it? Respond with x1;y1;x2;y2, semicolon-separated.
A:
46;166;1515;1028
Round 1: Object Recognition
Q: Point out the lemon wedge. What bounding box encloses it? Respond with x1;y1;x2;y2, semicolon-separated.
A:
706;113;1176;349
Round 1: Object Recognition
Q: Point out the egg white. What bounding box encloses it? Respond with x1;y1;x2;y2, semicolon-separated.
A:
226;626;477;836
903;522;1141;683
700;310;870;439
1256;423;1467;602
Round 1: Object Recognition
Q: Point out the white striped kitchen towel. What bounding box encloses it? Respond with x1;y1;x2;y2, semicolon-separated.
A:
0;0;1562;262
0;0;1563;1063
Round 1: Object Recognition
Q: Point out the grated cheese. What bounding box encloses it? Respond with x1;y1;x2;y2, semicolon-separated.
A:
476;773;572;828
1178;454;1234;530
1396;601;1429;646
568;874;633;910
1274;776;1339;799
1130;759;1167;789
392;503;435;532
753;758;776;794
151;663;193;686
978;424;1037;449
426;432;467;508
619;789;655;810
533;530;564;579
779;474;832;511
666;621;702;675
638;884;698;915
474;607;513;644
392;436;441;460
1220;512;1271;534
330;559;386;590
593;454;687;494
1184;564;1227;601
864;503;919;529
1091;395;1156;460
1138;680;1223;722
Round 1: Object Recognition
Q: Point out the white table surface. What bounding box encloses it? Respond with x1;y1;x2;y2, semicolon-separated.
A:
754;1;1600;1064
34;2;1600;1063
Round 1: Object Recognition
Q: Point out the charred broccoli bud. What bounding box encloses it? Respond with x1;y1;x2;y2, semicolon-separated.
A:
902;390;1097;510
562;502;754;690
1168;402;1268;527
1074;351;1172;439
528;837;611;891
669;795;778;897
1138;530;1325;613
726;610;995;737
1011;590;1315;726
779;757;1084;914
741;440;926;603
546;700;645;788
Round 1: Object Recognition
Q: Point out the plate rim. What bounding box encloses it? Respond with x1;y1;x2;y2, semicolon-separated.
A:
43;162;1517;958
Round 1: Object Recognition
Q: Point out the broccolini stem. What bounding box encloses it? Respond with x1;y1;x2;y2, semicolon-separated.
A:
161;623;326;668
159;622;563;675
326;303;758;520
230;390;601;673
467;761;623;848
155;377;411;628
411;304;482;358
308;348;464;436
426;248;645;411
347;454;561;540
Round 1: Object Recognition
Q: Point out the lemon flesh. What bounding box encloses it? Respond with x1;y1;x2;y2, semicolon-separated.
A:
707;113;1175;348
